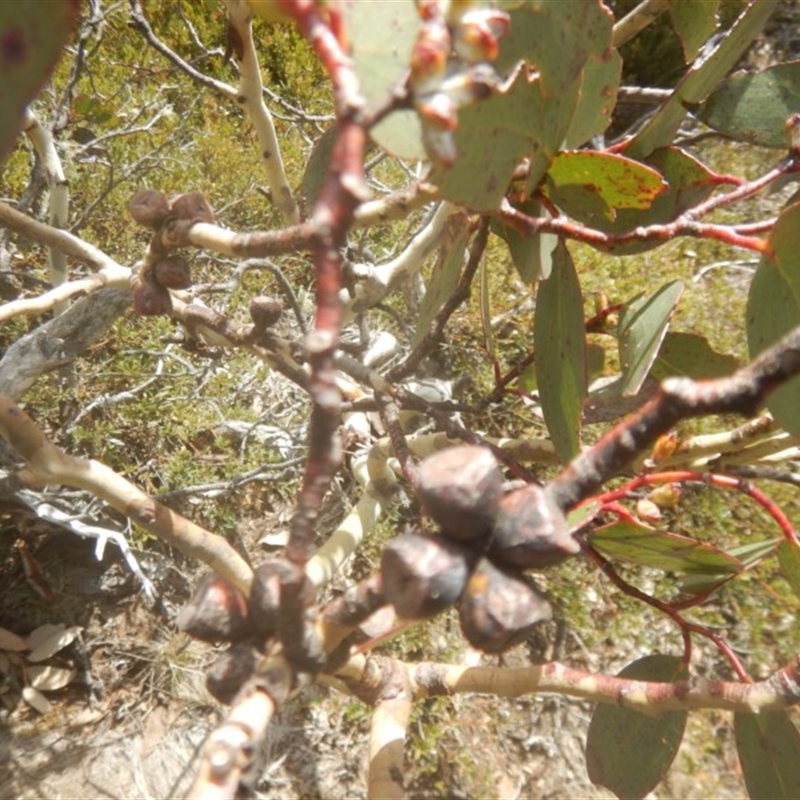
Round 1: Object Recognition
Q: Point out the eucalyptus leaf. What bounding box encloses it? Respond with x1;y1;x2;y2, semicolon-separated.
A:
734;712;800;800
651;331;740;381
534;241;587;462
746;202;800;436
777;540;800;602
0;1;80;165
693;62;800;148
544;151;667;225
589;519;743;575
625;0;779;158
618;281;684;396
586;654;688;800
669;0;720;63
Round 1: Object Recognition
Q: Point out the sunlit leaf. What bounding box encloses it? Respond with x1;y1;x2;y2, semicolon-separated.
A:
694;62;800;148
27;624;82;663
565;48;622;148
22;685;51;715
534;241;586;462
577;147;720;255
778;540;800;602
618;281;684;396
586;654;688;799
544;151;667;224
0;626;28;652
747;202;800;436
651;331;740;381
0;0;80;165
727;538;780;568
625;0;779;158
496;0;613;97
734;712;800;800
436;71;580;211
669;0;720;63
342;0;424;160
589;519;743;574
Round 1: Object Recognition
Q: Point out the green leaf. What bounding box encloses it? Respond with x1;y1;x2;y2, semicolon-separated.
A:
693;62;800;148
618;281;684;396
586;654;688;800
746;202;800;436
0;1;80;166
298;125;336;212
650;331;740;381
544;151;667;225
492;199;558;283
342;0;425;160
565;48;622;149
496;0;614;98
590;519;743;575
534;241;587;463
778;540;800;602
669;0;720;63
625;0;779;158
556;147;719;256
727;538;780;568
734;713;800;800
436;71;580;211
412;215;470;347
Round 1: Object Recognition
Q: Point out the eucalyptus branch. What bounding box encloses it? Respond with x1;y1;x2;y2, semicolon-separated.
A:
0;200;125;273
550;321;800;511
21;107;69;308
223;0;299;224
345;202;461;313
405;654;800;714
0;395;253;593
612;0;669;48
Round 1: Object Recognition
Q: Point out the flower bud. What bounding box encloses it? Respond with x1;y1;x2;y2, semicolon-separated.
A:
249;296;283;330
132;280;172;316
169;191;214;223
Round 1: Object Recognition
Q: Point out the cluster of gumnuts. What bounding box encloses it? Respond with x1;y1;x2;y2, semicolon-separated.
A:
175;445;579;705
127;188;214;316
128;188;285;338
382;445;579;653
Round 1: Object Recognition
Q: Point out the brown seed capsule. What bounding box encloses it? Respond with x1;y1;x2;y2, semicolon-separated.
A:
488;484;579;570
459;558;552;653
176;574;254;643
380;530;473;620
132;280;172;316
153;256;192;289
128;189;170;229
249;296;283;330
417;445;504;543
169;191;215;223
249;560;292;637
206;642;259;705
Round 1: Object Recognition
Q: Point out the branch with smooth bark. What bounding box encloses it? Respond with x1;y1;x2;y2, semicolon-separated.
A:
0;395;253;593
550;321;800;511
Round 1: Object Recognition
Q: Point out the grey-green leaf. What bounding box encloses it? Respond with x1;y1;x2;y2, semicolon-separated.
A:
534;241;587;463
618;281;684;396
693;62;800;148
586;654;688;800
734;712;800;800
746;202;800;436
